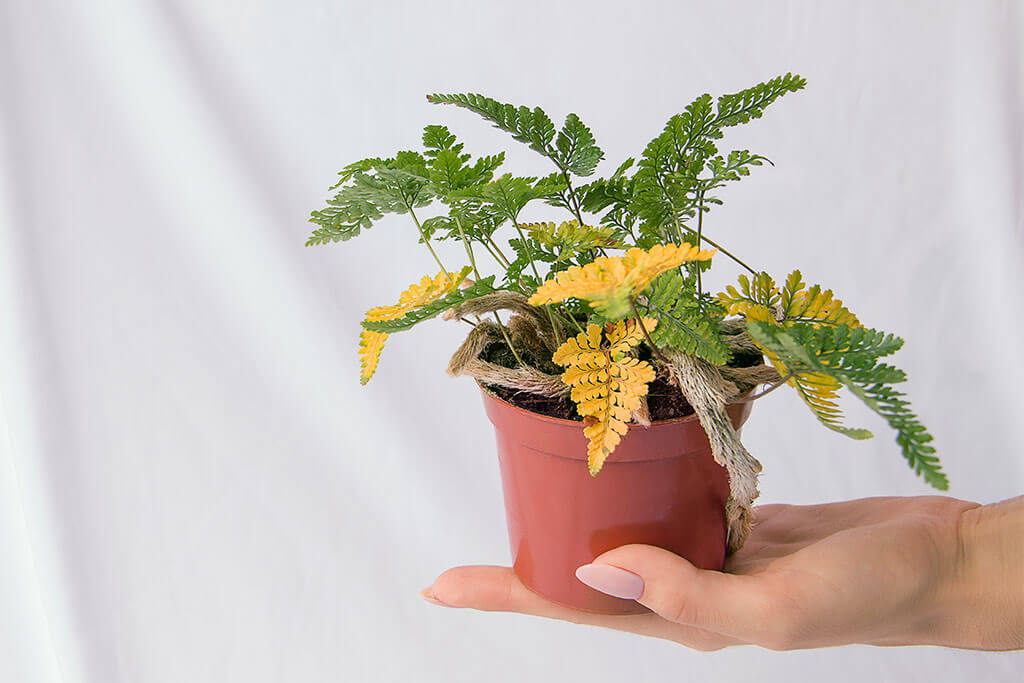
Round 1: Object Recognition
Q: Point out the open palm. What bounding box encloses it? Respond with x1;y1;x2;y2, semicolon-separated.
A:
422;496;982;650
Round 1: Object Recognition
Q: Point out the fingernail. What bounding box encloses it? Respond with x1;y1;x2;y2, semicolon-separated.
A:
575;563;645;600
420;587;452;607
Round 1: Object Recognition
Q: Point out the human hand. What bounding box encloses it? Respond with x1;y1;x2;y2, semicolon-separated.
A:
421;496;1024;651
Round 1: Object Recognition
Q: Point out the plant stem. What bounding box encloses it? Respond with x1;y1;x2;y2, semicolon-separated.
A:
486;235;511;266
560;170;587;226
733;373;794;403
696;190;704;304
512;217;562;345
452;213;480;279
453;211;523;365
630;298;670;365
408;206;448;276
698;234;758;275
493;310;525;366
480;238;507;269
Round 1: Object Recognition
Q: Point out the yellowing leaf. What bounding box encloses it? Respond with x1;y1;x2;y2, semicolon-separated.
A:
358;267;471;383
522;220;625;258
717;272;781;319
365;267;472;322
552;319;657;474
529;244;715;318
358;330;388;385
721;269;867;436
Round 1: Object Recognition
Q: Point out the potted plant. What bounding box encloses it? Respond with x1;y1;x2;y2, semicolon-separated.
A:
307;74;946;614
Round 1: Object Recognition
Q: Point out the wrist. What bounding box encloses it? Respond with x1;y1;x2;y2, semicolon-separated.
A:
928;496;1024;650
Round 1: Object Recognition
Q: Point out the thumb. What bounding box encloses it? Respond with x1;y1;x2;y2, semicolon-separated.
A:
577;544;769;636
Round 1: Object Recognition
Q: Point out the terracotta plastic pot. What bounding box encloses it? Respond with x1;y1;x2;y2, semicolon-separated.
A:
481;386;752;615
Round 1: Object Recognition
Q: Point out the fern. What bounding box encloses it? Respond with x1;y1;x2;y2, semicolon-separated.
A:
528;243;715;319
717;271;782;322
362;276;497;333
427;93;604;177
309;151;434;246
358;330;388;385
555;113;604;176
421;125;505;196
451;173;545;222
776;270;860;327
522;220;625;258
641;270;730;364
552;320;658;474
357;267;472;383
747;321;946;490
715;73;808;128
625;74;806;240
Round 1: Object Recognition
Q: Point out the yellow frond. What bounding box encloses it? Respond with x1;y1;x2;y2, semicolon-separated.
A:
358;266;471;383
365;266;472;323
716;272;781;320
358;330;388;385
522;220;624;255
606;317;657;356
551;320;656;475
528;244;714;318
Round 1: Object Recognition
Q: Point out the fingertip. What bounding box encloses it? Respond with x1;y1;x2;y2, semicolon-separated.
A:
419;586;452;607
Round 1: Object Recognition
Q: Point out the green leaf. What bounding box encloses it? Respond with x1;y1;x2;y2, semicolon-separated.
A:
428;93;556;157
554;113;604;176
747;321;947;490
641;270;730;364
715;73;807;128
308;152;435;245
451;173;544;222
422;124;458;157
361;276;498;333
428;94;604;177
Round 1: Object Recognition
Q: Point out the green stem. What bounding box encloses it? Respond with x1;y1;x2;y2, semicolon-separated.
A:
733;373;794;403
408;206;448;276
698;234;758;275
452;211;523;366
492;310;525;366
480;239;507;269
631;298;669;365
486;235;511;266
696;190;704;300
452;213;480;279
560;170;587;226
512;218;562;346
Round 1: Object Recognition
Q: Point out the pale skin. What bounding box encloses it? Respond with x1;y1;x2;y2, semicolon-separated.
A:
421;495;1024;651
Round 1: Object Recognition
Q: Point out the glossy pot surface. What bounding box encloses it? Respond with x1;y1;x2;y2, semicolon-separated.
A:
482;387;751;614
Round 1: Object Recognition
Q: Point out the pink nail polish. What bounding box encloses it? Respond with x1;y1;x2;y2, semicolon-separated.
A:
575;564;644;600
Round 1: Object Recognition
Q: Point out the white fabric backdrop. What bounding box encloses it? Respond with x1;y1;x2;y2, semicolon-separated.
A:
2;1;1022;681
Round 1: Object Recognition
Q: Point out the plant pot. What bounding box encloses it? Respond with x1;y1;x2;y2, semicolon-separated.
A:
481;385;752;615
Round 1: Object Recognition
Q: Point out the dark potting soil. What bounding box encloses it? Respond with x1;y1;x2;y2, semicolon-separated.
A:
487;375;696;422
481;330;766;422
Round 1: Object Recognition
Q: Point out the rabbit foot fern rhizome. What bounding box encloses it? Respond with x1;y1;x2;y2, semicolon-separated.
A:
310;75;947;552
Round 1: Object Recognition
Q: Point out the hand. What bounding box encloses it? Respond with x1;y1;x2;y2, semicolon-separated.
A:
421;496;1024;651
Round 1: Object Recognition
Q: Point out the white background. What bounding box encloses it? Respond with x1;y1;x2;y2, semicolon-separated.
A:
2;1;1022;681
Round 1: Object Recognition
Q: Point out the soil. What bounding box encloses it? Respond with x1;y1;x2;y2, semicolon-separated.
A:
487;374;697;422
480;320;766;423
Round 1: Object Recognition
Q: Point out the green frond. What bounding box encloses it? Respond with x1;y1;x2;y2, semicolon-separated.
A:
362;276;497;333
450;173;544;222
308;155;434;245
427;93;604;177
747;321;947;490
427;93;556;158
641;270;730;364
715;73;807;128
555;113;604;176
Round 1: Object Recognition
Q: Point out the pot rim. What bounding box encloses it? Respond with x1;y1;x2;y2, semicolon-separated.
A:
477;380;751;430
